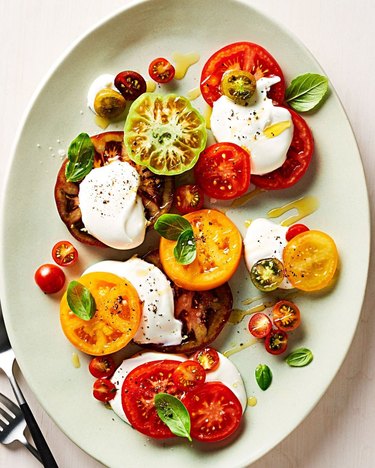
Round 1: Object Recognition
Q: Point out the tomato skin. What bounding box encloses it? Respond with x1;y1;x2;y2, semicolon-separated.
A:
200;42;285;106
174;184;204;214
192;347;220;372
34;264;65;294
89;356;116;379
248;313;272;339
272;300;301;332
114;70;146;100
148;58;175;83
93;378;117;402
52;240;78;267
182;382;242;442
159;209;242;291
252;108;314;190
286;224;309;241
194;142;251;200
172;360;206;390
265;329;288;355
122;360;182;439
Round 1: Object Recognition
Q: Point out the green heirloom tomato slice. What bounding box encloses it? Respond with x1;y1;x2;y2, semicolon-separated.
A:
124;93;207;175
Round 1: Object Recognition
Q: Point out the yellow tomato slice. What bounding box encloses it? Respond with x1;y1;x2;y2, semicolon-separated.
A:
283;230;338;291
60;272;142;355
159;209;242;291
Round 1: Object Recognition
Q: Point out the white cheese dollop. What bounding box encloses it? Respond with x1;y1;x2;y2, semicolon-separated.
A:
87;73;117;114
110;351;247;424
244;218;292;289
210;76;293;175
79;160;147;250
84;258;183;346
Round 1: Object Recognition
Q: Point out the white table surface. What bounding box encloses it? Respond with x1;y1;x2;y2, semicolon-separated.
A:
0;0;374;467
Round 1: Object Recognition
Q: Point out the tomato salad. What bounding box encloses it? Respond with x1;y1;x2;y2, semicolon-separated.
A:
36;41;337;445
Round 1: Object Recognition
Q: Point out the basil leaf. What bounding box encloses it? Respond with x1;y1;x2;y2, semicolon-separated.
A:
285;348;313;367
154;393;192;441
174;229;196;265
285;73;329;112
67;280;96;321
255;364;272;391
65;132;95;182
154;214;192;240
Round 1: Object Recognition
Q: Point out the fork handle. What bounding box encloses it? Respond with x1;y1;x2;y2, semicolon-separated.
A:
8;373;58;467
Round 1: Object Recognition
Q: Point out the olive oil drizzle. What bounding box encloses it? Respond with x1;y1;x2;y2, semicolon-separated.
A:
247;396;257;407
204;105;212;129
72;352;81;368
172;52;200;80
187;87;201;100
229;303;273;325
223;337;258;358
94;114;110;129
267;195;319;226
230;187;265;208
146;80;157;93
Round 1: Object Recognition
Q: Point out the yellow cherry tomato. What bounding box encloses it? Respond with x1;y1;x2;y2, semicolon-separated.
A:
283;230;338;291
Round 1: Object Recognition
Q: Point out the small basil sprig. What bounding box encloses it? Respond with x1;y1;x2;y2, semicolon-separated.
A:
154;393;192;441
67;280;96;321
255;364;272;391
154;214;196;265
65;132;95;182
285;73;329;112
285;348;313;367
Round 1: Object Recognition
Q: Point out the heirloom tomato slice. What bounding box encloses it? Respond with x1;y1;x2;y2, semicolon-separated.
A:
283;230;338;291
159;209;242;291
60;272;142;355
124;93;207;175
122;360;182;439
200;42;285;106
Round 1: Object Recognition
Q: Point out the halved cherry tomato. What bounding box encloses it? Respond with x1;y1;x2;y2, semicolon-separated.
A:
248;313;272;339
265;329;288;355
200;42;285;106
194;143;251;200
93;378;117;402
273;300;301;332
114;70;147;100
174;184;204;214
250;258;284;292
122;360;183;439
52;240;78;267
286;224;309;241
148;58;175;83
283;230;338;291
159;209;242;291
193;347;220;372
252;108;314;190
60;272;142;355
34;264;65;294
182;382;242;442
172;360;206;390
89;356;116;379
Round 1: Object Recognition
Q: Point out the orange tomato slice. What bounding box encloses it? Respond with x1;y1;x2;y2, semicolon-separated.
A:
159;209;242;291
283;230;338;291
60;272;142;355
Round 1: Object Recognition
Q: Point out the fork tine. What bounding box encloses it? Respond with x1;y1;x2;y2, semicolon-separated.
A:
0;404;14;423
0;392;20;414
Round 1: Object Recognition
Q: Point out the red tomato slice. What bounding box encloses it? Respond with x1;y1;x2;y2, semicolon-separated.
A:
122;360;182;439
148;58;175;83
89;356;116;379
200;42;285;106
272;300;301;332
192;347;220;372
194;142;251;200
52;240;78;267
174;184;204;214
172;360;206;390
248;313;272;339
182;382;242;442
252;108;314;190
93;378;117;402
